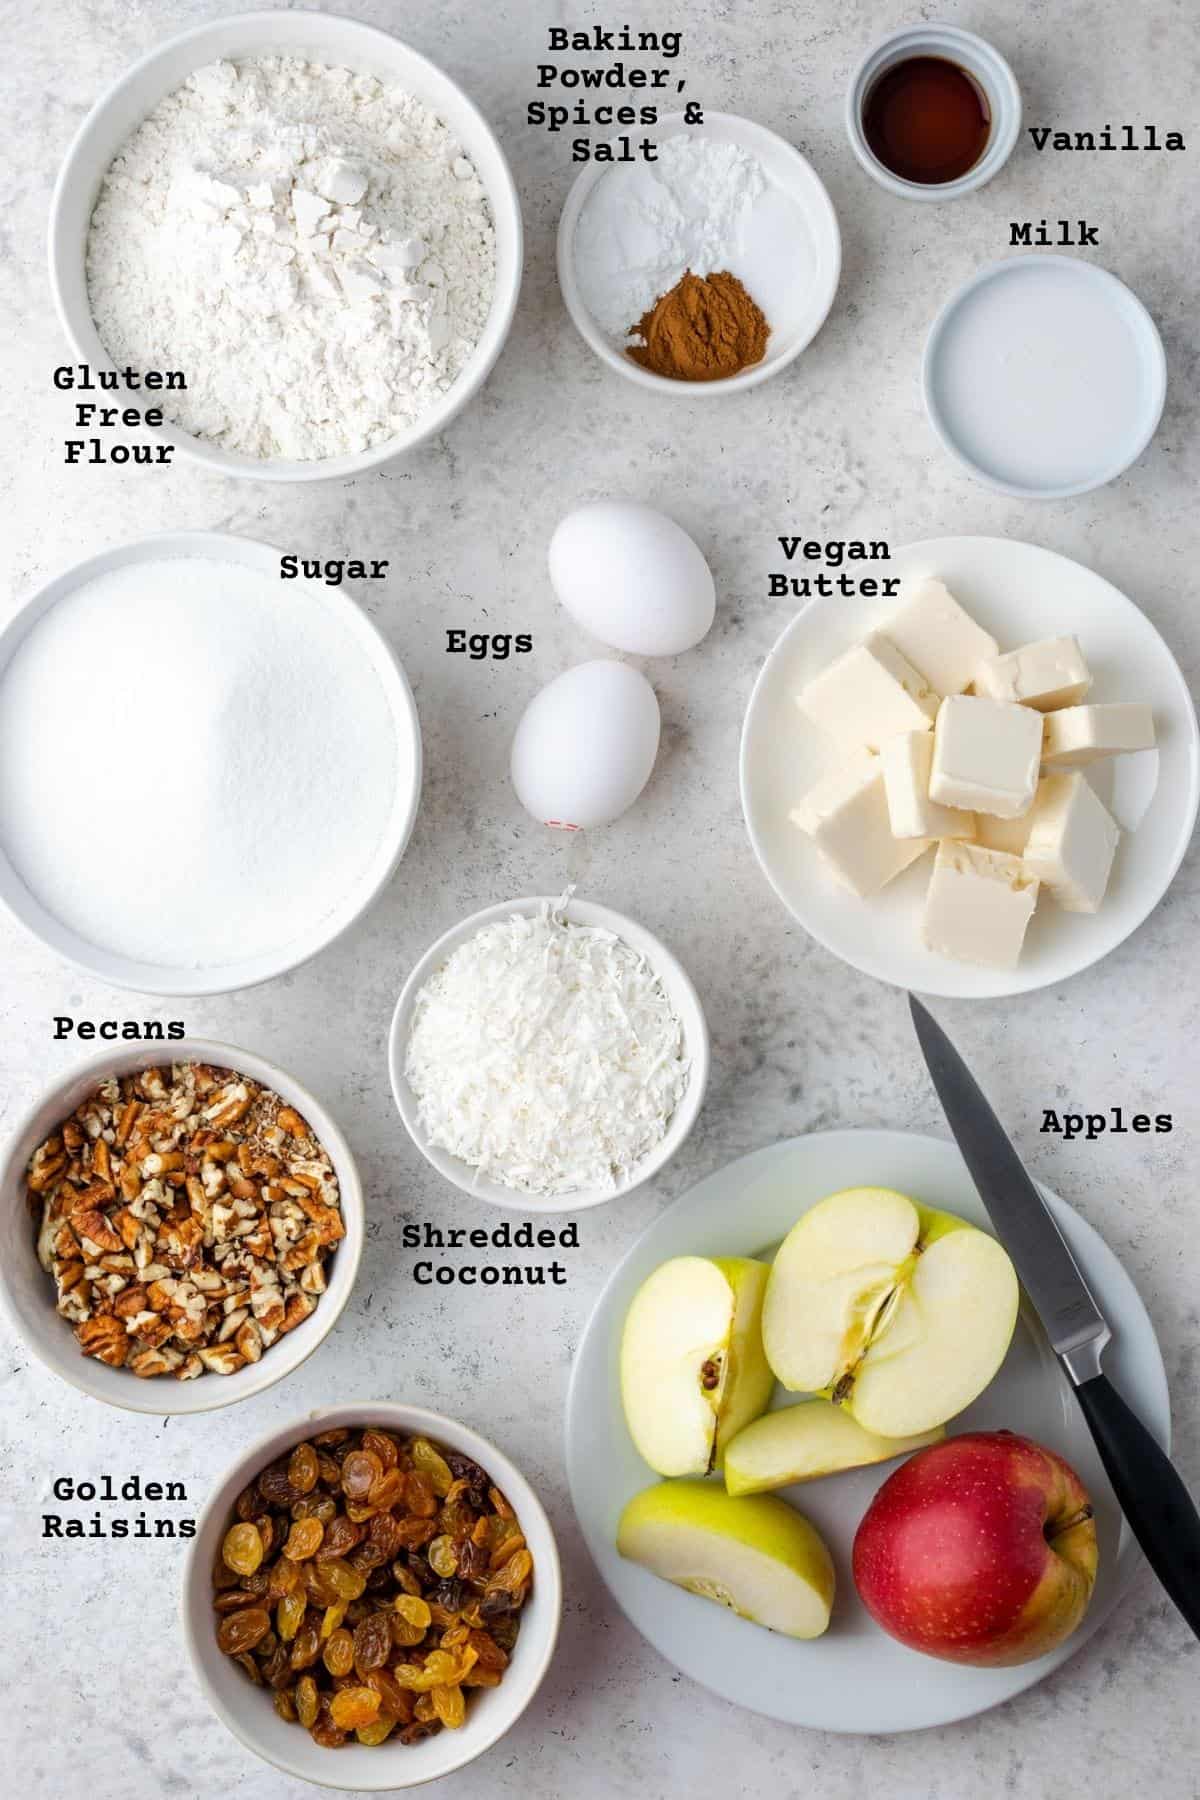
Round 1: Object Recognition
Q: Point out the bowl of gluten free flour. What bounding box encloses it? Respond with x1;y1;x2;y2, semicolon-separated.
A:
49;12;522;480
388;894;709;1213
0;533;422;993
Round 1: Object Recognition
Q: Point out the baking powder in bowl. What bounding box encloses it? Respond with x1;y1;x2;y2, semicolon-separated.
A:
86;58;496;460
0;558;403;969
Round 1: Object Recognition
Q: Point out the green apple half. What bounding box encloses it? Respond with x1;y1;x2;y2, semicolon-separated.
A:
725;1399;944;1496
762;1187;1019;1437
617;1479;835;1638
620;1256;774;1477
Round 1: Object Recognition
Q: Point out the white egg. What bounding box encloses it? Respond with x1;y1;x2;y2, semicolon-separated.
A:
511;660;660;830
549;499;715;657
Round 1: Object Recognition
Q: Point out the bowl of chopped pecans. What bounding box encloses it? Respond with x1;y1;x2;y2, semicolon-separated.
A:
183;1404;561;1787
0;1041;363;1412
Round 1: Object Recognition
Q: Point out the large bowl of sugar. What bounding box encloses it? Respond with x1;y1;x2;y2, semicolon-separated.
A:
49;11;522;481
0;532;422;993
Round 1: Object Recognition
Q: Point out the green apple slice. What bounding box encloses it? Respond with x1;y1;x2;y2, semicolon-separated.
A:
620;1255;774;1477
725;1400;944;1496
617;1480;835;1638
762;1187;1018;1437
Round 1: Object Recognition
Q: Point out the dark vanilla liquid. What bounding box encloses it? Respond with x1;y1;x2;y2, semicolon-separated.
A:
863;56;991;185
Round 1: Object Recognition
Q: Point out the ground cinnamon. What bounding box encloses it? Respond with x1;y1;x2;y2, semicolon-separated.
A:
628;270;769;382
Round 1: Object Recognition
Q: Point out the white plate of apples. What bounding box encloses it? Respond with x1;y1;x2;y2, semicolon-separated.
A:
565;1130;1169;1732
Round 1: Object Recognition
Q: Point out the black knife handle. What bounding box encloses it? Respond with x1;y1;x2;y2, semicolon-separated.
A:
1074;1373;1200;1637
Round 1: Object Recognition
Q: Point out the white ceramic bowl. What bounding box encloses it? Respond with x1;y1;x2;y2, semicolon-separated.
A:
48;10;523;482
0;531;422;995
557;111;840;396
183;1402;562;1788
0;1039;364;1413
388;895;709;1212
846;24;1021;201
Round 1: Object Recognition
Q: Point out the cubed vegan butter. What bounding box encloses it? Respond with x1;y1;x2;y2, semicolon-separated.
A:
880;731;976;840
922;843;1040;968
884;578;999;697
929;695;1042;819
974;808;1036;856
796;633;939;754
791;751;931;897
1042;702;1156;767
975;636;1092;711
1023;773;1119;913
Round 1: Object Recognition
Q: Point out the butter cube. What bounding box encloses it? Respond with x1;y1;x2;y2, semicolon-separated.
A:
974;807;1035;856
930;696;1042;819
975;636;1092;711
1023;773;1119;913
922;843;1040;968
796;634;939;754
1042;702;1156;767
791;752;931;898
880;732;975;840
884;579;999;696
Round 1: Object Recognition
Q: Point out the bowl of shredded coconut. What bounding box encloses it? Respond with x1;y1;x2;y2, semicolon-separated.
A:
389;895;710;1212
49;11;522;479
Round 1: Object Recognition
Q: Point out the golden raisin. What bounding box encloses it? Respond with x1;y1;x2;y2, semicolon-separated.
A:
329;1687;381;1730
432;1684;466;1730
395;1594;432;1631
428;1536;458;1578
356;1718;395;1746
322;1628;355;1677
412;1439;454;1496
276;1590;307;1643
284;1517;325;1561
221;1523;264;1577
341;1449;382;1501
217;1607;271;1655
295;1674;319;1729
288;1442;319;1494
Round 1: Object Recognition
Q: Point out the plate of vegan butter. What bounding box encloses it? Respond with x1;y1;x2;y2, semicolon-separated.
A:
740;536;1199;997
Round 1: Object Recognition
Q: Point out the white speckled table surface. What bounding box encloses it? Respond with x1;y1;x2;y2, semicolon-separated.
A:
2;1;1197;1795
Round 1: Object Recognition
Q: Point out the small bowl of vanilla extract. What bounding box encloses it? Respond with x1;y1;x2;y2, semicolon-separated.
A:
846;23;1021;201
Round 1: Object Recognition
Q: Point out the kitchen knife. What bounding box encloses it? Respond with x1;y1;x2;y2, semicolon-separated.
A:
909;993;1200;1639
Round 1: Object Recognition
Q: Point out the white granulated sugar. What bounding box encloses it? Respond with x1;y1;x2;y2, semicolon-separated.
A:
87;57;496;460
0;559;402;968
405;902;690;1198
573;134;767;338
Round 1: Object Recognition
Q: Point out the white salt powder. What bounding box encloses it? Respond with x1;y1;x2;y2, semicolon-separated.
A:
0;558;403;969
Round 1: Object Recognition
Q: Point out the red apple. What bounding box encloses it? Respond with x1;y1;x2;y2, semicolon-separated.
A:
852;1429;1098;1666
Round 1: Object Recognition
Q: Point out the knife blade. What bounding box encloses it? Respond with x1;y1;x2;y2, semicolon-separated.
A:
909;992;1200;1641
908;994;1109;1382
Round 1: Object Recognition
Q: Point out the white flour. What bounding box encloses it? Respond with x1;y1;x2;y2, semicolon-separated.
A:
573;135;767;338
0;559;402;968
87;58;496;460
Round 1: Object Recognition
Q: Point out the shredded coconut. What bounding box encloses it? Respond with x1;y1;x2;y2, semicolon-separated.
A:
86;56;496;460
572;134;766;339
405;899;690;1198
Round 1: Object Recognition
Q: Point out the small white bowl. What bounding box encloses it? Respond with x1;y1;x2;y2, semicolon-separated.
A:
183;1402;562;1789
388;895;709;1212
0;1039;363;1413
557;111;840;396
0;531;422;995
846;24;1021;201
49;10;523;482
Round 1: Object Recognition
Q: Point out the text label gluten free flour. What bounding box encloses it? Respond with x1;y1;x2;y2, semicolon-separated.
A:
0;557;405;970
86;58;496;461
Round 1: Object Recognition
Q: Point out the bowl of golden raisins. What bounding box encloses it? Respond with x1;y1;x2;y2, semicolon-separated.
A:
183;1404;562;1788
